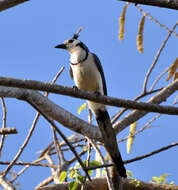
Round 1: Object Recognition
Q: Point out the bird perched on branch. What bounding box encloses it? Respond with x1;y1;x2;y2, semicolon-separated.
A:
55;29;126;178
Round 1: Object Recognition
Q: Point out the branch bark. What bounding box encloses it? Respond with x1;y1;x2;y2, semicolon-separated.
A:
119;0;178;10
0;0;28;12
0;77;177;115
36;177;178;190
0;0;177;12
0;79;177;141
0;86;102;141
0;128;17;135
113;79;178;133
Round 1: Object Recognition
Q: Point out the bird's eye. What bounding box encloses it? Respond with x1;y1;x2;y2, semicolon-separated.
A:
68;39;74;43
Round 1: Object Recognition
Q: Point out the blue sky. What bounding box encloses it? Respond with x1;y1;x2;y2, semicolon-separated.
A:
0;0;177;189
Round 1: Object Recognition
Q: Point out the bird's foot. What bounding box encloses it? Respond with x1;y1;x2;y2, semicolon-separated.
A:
72;86;78;91
94;91;101;97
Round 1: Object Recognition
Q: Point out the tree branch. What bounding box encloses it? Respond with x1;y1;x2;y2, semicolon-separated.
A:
119;0;178;10
113;79;178;134
36;177;178;190
0;86;102;141
0;0;29;12
0;76;177;115
0;128;17;135
0;79;177;141
124;142;178;164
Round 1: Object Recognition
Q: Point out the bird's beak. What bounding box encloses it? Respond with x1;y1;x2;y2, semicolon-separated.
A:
55;43;67;49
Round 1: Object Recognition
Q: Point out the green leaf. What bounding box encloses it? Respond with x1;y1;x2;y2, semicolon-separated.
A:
74;163;81;170
59;171;67;182
152;176;159;182
78;103;87;114
77;175;85;184
126;170;133;179
88;169;93;175
102;169;106;176
90;160;101;167
68;170;76;179
170;181;174;185
69;181;79;190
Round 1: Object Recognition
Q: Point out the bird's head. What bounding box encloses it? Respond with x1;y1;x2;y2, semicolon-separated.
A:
55;38;89;54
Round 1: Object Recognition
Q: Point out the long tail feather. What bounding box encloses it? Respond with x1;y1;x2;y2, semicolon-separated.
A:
96;110;127;178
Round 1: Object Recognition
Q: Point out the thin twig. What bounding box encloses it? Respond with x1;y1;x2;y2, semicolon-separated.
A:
0;98;7;155
118;113;161;143
39;134;82;158
51;128;61;167
0;160;57;168
114;80;178;134
44;153;59;184
81;109;92;190
124;142;178;164
91;140;114;190
111;88;163;124
149;66;170;91
143;22;178;93
2;117;40;177
26;99;92;182
136;6;178;37
2;66;65;179
86;163;114;171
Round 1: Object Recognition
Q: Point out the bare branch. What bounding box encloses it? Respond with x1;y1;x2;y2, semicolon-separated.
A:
0;80;177;141
0;76;177;115
0;161;57;168
36;177;178;190
27;99;92;182
136;7;178;37
91;140;115;190
143;22;178;93
114;79;178;134
0;0;29;12
124;142;178;164
111;87;163;124
119;0;178;10
0;176;16;190
0;128;17;135
0;98;7;154
44;154;59;184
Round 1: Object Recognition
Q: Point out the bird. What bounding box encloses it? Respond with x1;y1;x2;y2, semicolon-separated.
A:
55;34;127;178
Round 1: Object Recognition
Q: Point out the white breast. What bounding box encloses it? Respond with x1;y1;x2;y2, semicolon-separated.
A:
71;53;104;94
70;53;106;115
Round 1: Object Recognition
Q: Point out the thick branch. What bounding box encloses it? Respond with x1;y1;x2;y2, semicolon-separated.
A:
114;80;178;133
0;0;28;12
0;77;177;115
36;177;178;190
0;86;102;141
119;0;178;10
0;79;177;141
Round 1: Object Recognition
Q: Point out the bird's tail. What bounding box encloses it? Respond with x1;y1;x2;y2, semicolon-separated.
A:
96;109;127;178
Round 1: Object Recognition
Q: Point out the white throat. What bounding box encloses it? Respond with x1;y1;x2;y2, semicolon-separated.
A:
70;47;87;64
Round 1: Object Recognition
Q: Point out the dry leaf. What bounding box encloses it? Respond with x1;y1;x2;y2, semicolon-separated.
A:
137;15;145;53
173;72;178;81
166;57;178;81
119;3;130;41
